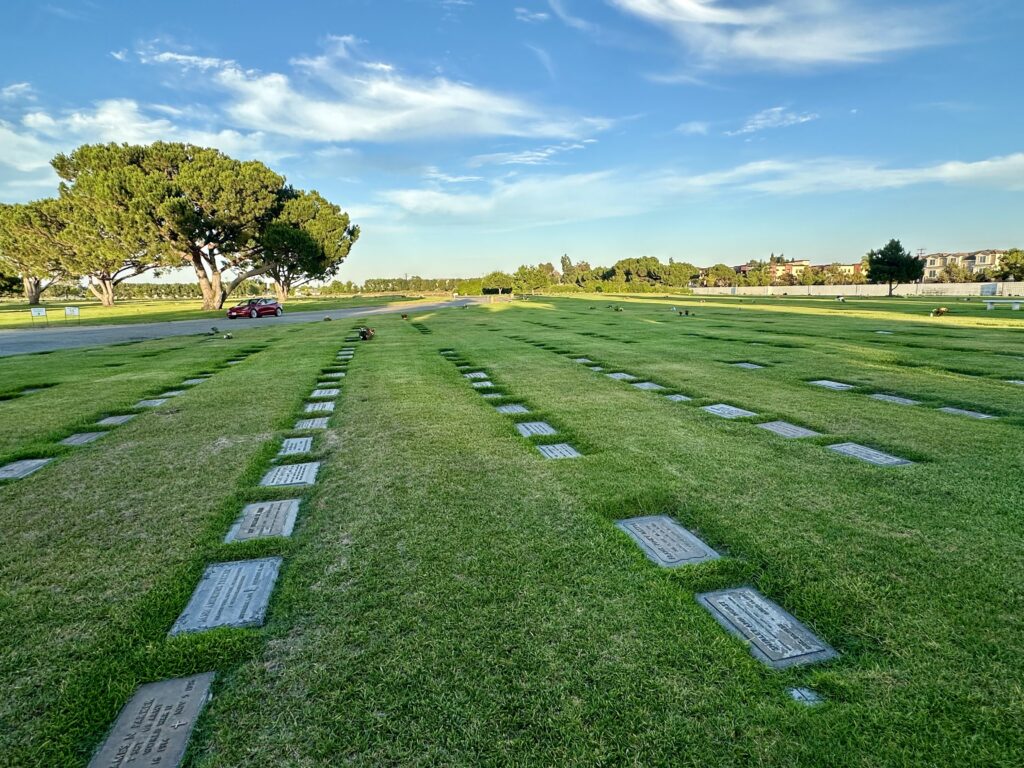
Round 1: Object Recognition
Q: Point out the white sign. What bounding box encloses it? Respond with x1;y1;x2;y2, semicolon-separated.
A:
64;306;80;317
30;307;46;318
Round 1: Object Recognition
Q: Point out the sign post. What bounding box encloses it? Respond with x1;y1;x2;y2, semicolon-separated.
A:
29;307;47;327
64;306;80;325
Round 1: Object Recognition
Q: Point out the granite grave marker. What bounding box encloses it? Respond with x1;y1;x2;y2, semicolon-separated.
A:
260;461;320;487
757;421;820;439
0;458;52;480
616;515;719;567
61;432;108;446
537;443;582;459
828;442;912;466
225;499;300;542
703;403;757;419
515;421;557;437
169;558;282;635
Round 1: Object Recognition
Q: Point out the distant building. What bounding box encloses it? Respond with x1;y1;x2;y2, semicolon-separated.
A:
924;250;1005;281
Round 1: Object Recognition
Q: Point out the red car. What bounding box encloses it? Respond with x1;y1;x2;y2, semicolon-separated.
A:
226;298;284;319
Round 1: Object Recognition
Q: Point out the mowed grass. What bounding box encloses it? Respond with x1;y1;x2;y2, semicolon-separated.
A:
2;296;1023;766
0;294;426;329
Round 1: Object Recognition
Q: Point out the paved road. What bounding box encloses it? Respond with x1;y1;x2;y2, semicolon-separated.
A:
0;298;477;357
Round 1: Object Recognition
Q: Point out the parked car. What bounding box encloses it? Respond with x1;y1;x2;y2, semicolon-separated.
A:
226;298;284;319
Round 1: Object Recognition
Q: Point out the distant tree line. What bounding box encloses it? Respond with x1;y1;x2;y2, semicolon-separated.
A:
0;142;359;308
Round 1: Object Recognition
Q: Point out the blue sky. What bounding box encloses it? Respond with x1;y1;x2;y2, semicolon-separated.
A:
1;0;1022;281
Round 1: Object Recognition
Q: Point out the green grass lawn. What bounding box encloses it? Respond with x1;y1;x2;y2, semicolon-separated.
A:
0;294;429;329
1;296;1022;766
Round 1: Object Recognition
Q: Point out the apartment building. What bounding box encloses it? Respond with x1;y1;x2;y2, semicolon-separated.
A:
924;250;1005;281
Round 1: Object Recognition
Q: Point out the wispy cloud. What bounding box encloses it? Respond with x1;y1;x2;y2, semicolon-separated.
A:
379;152;1024;228
726;106;818;135
677;120;710;135
139;39;608;143
526;43;556;79
607;0;945;67
515;7;551;23
468;140;593;167
1;83;35;100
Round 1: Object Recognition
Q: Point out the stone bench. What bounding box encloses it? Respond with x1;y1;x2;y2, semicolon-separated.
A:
984;300;1021;310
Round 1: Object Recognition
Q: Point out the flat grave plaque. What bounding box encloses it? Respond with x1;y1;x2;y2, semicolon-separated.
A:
616;515;719;567
572;358;593;364
310;389;340;398
537;443;582;460
703;403;757;419
61;432;108;446
97;414;136;426
315;382;337;389
226;360;243;365
182;378;210;386
159;390;186;398
870;393;920;406
323;372;346;379
515;421;557;437
828;442;912;466
278;437;313;456
225;499;300;542
294;418;329;430
496;404;529;415
481;393;502;399
589;366;605;372
788;687;824;706
1007;380;1024;386
875;330;894;335
135;399;169;408
733;362;764;370
809;380;854;391
304;401;335;413
0;458;52;480
606;372;639;381
87;672;215;768
938;407;995;420
696;586;838;669
260;461;320;487
757;421;820;439
665;393;692;402
471;381;495;389
21;387;44;394
632;381;666;391
464;371;489;379
169;557;282;635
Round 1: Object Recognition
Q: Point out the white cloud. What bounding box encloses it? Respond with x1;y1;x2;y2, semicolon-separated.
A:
526;44;556;79
423;166;484;184
379;152;1024;228
676;120;710;134
468;141;589;167
140;40;607;143
110;50;128;62
1;83;35;100
726;106;818;135
608;0;944;67
515;7;551;22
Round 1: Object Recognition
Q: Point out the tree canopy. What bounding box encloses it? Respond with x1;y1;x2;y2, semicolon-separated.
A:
866;239;924;296
0;200;69;304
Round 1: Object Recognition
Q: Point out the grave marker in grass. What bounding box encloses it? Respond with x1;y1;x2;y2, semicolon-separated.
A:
260;462;320;486
225;500;300;542
464;371;489;380
703;404;757;419
169;558;282;635
135;398;169;408
606;372;639;381
87;673;214;768
496;404;529;415
537;443;582;459
733;362;764;370
938;407;995;420
304;401;335;413
515;421;557;437
471;381;495;389
828;443;912;466
809;380;854;391
757;421;820;439
665;393;692;402
278;437;313;456
97;414;135;426
60;432;108;446
870;393;920;406
0;458;52;480
632;382;666;391
295;418;329;430
696;587;837;669
616;516;719;567
310;389;340;398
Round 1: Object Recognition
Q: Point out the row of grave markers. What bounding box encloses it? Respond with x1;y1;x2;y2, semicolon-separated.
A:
0;351;258;483
439;349;583;460
451;342;837;702
565;355;917;467
805;378;1000;420
504;339;845;696
84;335;361;767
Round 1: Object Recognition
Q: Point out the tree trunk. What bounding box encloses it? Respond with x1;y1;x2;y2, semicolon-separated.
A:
86;278;116;307
22;276;43;305
273;280;289;304
188;248;219;310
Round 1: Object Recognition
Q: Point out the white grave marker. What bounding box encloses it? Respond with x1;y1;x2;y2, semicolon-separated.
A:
828;442;912;466
757;421;820;438
632;381;666;391
809;380;854;391
310;389;340;398
515;421;557;437
665;394;692;402
304;401;335;413
278;437;313;456
295;418;330;430
606;372;639;381
60;432;108;446
938;407;995;420
870;393;920;406
260;462;320;487
703;403;757;419
496;404;529;415
134;398;169;408
536;443;582;459
97;414;136;426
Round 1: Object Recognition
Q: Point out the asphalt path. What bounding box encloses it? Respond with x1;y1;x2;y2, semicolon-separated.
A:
0;298;477;357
